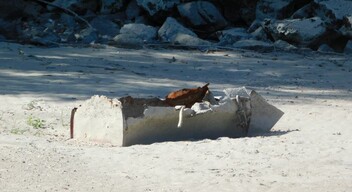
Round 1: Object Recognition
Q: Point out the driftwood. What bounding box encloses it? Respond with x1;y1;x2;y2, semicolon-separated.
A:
31;0;93;29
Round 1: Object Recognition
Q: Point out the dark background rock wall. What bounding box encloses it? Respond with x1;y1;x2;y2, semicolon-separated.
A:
0;0;351;53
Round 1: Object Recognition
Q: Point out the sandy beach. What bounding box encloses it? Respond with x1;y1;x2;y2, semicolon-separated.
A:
0;42;351;191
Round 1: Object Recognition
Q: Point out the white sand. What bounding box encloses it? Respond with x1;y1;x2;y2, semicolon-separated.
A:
0;42;351;191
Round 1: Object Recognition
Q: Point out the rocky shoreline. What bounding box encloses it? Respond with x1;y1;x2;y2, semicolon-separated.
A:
0;0;351;53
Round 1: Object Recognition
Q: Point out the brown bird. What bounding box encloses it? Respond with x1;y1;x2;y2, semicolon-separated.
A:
165;83;210;108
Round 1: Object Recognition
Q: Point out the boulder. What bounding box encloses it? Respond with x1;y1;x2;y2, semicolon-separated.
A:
59;14;77;29
23;1;44;18
48;0;100;15
344;40;352;55
344;40;352;54
263;17;326;47
100;0;125;14
291;2;351;50
158;17;197;40
216;28;252;46
248;20;263;33
251;26;270;41
0;1;24;19
217;0;257;26
171;34;212;47
30;33;61;47
120;23;157;41
125;0;142;21
60;28;76;43
314;0;352;21
3;1;42;20
177;1;227;33
0;34;5;41
256;0;312;21
158;17;211;46
76;27;98;44
317;44;335;52
90;16;120;37
291;2;315;19
292;0;352;26
321;30;349;53
344;15;352;27
113;23;157;48
233;39;274;51
134;16;149;24
47;0;77;11
274;39;297;50
0;19;21;40
340;16;352;39
136;0;180;16
113;34;145;48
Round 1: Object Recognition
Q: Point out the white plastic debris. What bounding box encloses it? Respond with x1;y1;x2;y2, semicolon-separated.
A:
72;87;284;146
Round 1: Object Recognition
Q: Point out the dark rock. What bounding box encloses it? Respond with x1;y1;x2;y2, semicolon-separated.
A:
100;0;126;14
0;34;6;42
48;0;100;15
158;17;211;46
291;2;314;19
317;44;334;52
99;12;126;26
217;0;258;26
59;14;77;29
126;0;142;21
19;23;42;41
256;0;312;21
0;0;25;19
136;0;180;16
314;0;352;21
248;20;262;33
216;28;252;46
177;1;228;33
274;39;297;50
344;15;352;27
113;23;157;48
83;9;98;21
134;16;149;24
263;17;326;47
80;0;103;13
233;39;274;51
344;40;352;54
0;19;21;40
60;29;76;43
251;26;270;41
24;1;44;19
0;0;43;20
340;16;352;39
47;0;77;11
290;1;351;52
325;31;349;53
90;16;120;37
76;27;98;44
30;33;61;47
292;0;352;26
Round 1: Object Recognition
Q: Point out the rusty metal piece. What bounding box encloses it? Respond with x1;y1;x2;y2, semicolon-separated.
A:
165;83;209;108
70;107;77;139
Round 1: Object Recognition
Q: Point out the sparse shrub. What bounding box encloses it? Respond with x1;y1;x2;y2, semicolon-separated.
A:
27;116;45;129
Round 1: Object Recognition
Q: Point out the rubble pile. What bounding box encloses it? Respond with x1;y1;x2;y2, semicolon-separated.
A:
0;0;351;53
